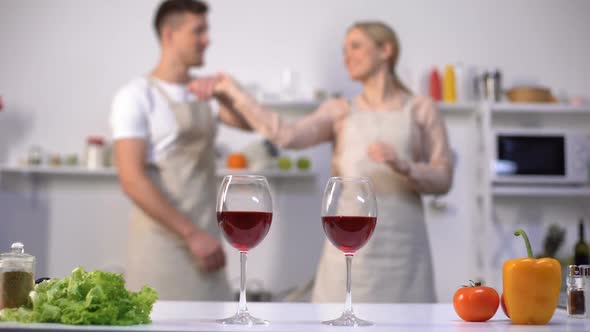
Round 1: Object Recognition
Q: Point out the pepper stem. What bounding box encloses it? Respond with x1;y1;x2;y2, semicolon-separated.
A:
514;229;534;258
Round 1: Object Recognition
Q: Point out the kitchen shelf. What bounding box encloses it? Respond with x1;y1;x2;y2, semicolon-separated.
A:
0;165;315;179
217;168;315;178
261;100;478;115
261;100;320;111
0;165;117;176
492;185;590;197
491;103;590;115
437;102;477;114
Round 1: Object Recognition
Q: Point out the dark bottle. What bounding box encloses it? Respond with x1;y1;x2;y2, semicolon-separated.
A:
574;220;590;265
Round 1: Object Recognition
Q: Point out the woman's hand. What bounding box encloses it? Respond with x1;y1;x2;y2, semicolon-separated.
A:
368;142;410;175
187;73;242;103
212;72;241;97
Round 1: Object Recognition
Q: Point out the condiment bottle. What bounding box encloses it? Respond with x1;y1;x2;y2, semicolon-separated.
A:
483;68;502;102
567;265;586;318
429;68;442;101
0;242;35;309
85;136;106;169
442;64;456;103
454;62;465;102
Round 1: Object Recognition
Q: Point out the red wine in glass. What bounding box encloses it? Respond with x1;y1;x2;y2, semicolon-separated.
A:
322;216;376;254
216;175;273;325
217;211;272;252
321;176;377;326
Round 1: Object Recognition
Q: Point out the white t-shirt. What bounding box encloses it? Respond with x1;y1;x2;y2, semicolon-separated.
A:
110;77;216;163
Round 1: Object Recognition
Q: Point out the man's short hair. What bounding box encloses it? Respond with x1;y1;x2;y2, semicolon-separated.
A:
154;0;208;38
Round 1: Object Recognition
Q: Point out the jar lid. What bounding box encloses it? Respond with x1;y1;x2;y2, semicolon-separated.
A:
568;265;583;277
87;136;105;146
0;242;35;263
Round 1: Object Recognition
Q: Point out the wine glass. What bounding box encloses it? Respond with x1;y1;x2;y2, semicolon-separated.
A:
216;175;273;325
321;176;377;326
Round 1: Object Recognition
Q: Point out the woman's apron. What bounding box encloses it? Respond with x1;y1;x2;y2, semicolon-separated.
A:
124;78;231;301
311;97;436;303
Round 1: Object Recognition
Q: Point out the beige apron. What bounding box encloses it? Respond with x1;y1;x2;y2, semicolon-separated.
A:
124;78;231;301
311;97;436;303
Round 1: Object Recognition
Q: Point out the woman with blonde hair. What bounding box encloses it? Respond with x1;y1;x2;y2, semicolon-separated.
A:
193;21;453;303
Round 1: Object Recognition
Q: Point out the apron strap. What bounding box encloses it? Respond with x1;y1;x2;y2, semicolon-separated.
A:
348;97;359;114
401;95;414;113
146;77;175;105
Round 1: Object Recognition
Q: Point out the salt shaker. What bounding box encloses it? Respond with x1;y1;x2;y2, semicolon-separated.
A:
567;265;586;318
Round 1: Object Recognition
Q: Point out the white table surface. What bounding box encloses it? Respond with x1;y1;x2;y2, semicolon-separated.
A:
0;301;586;332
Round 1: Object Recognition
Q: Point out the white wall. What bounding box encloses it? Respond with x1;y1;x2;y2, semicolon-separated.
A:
1;0;589;159
1;0;590;303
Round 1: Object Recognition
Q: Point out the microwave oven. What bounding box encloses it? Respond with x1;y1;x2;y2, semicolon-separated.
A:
492;129;589;185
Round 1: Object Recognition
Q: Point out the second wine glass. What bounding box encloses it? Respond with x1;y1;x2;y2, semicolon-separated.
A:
216;175;273;325
321;176;377;326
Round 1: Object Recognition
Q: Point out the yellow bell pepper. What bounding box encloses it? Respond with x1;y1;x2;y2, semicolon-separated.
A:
503;229;561;325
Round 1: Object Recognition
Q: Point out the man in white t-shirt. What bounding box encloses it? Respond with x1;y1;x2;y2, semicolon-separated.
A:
110;0;249;300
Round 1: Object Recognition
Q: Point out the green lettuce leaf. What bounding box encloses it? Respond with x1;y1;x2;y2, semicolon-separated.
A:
0;267;157;325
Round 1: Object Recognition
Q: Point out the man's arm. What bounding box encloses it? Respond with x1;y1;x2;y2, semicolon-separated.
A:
115;138;225;272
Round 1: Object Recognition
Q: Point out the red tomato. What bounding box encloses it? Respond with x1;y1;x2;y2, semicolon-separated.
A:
501;293;509;318
453;281;500;322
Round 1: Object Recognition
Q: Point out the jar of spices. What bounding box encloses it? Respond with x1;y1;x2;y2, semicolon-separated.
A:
0;242;35;310
567;265;586;318
85;136;105;169
582;265;590;318
27;146;43;166
482;69;502;102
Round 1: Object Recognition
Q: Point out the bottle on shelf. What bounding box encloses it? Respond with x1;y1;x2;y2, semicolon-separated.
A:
429;67;442;102
442;64;456;103
85;136;106;170
454;62;465;102
574;219;590;265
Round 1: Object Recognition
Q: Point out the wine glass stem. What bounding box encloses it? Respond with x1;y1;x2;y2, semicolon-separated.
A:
344;254;353;314
238;251;248;314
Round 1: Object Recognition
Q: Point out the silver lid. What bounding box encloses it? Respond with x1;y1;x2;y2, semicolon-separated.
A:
568;265;582;277
0;242;35;262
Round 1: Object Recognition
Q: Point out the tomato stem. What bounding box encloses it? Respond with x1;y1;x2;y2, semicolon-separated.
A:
514;229;534;258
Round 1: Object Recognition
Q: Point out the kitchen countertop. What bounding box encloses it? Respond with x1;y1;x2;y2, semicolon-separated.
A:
0;301;585;331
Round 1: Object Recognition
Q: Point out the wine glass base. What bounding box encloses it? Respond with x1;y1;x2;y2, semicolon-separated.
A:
322;311;373;327
217;311;269;325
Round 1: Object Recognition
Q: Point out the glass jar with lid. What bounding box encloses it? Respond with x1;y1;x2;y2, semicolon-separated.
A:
0;242;35;309
581;265;590;318
85;136;105;169
567;265;586;318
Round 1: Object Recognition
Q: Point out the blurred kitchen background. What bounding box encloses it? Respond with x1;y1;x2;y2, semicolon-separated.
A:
1;0;589;303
